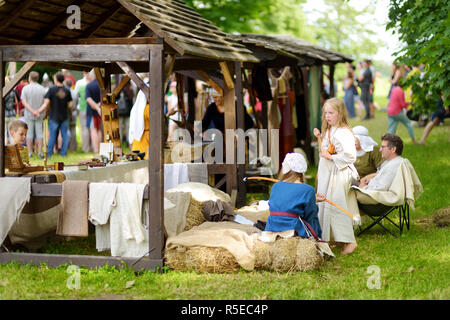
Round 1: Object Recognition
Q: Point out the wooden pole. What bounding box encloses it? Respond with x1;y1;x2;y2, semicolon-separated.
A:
148;47;164;261
329;64;335;97
234;61;246;207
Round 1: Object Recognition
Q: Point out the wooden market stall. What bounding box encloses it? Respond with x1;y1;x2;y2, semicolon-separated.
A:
231;33;353;165
0;0;258;270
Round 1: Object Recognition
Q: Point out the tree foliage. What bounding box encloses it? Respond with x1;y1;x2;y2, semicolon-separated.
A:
387;0;450;112
310;0;381;59
184;0;315;41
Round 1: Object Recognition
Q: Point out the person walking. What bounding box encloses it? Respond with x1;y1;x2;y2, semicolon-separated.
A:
387;82;418;144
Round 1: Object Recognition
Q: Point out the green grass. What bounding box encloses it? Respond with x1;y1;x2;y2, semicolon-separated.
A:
1;78;449;300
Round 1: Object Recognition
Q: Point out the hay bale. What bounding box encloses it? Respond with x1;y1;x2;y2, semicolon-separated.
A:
431;206;450;228
165;246;240;273
294;238;324;271
270;238;298;272
253;237;323;272
253;240;272;270
166;182;231;231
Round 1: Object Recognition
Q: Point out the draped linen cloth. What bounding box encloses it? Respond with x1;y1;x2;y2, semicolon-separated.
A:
316;127;360;243
0;177;31;246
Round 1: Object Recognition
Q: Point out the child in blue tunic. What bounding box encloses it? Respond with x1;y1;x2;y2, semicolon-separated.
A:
265;153;323;239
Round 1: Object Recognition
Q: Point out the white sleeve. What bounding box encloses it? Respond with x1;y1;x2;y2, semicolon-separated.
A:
331;128;357;169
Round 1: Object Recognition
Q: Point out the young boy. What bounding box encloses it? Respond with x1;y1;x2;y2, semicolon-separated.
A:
8;119;30;165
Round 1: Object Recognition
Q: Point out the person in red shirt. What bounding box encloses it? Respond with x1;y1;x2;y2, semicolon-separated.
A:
387;83;417;144
15;79;29;116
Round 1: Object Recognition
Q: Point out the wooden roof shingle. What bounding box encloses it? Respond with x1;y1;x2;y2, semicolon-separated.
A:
0;0;258;63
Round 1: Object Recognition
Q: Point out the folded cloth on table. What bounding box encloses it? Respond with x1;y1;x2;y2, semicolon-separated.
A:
0;177;31;246
57;180;89;237
88;183;118;252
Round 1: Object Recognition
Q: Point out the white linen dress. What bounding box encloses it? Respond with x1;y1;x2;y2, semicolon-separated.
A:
317;126;360;242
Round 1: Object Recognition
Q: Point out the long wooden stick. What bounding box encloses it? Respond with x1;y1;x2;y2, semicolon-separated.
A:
244;176;354;218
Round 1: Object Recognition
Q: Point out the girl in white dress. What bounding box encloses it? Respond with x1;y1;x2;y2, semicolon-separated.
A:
314;98;360;255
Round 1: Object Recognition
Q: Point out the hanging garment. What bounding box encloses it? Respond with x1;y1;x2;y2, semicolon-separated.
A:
88;183;118;252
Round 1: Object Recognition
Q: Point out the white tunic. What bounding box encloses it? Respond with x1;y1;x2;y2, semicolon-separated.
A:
317;127;360;242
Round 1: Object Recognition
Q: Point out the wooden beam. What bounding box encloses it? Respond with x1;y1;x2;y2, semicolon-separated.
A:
219;61;234;89
234;61;246;207
79;3;123;38
224;85;237;195
0;0;38;33
112;75;131;98
44;37;159;45
148;48;164;260
163;54;176;91
93;67;105;91
0;252;163;271
116;61;149;102
2;62;36;99
0;44;155;62
196;70;223;95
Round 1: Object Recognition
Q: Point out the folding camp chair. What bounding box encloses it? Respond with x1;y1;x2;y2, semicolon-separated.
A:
357;201;410;238
352;158;422;238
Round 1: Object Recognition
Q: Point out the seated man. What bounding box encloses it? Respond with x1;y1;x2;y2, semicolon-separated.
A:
358;133;403;191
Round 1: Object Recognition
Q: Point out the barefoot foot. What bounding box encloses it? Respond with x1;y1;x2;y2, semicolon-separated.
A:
341;242;358;255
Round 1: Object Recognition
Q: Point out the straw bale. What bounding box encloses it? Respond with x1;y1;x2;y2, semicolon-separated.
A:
165;246;240;273
253;238;323;272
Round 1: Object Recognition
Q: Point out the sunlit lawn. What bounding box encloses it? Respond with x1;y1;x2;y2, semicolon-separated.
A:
1;77;449;300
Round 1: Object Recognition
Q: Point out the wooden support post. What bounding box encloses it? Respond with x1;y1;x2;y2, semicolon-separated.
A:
94;67;106;96
196;70;223;95
234;61;246;207
0;50;4;177
112;75;131;98
223;62;237;195
301;67;314;164
148;48;164;261
163;54;176;91
219;61;235;89
116;61;149;102
329;64;335;97
2;62;36;99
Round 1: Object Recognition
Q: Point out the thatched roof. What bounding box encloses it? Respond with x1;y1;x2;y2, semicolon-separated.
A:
0;0;258;63
234;33;353;65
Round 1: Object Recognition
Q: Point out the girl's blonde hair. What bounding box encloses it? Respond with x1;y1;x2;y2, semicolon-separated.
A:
320;97;351;137
277;170;304;183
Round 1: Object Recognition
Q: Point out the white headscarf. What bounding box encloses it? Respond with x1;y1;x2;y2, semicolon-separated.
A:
281;153;307;174
353;125;378;153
